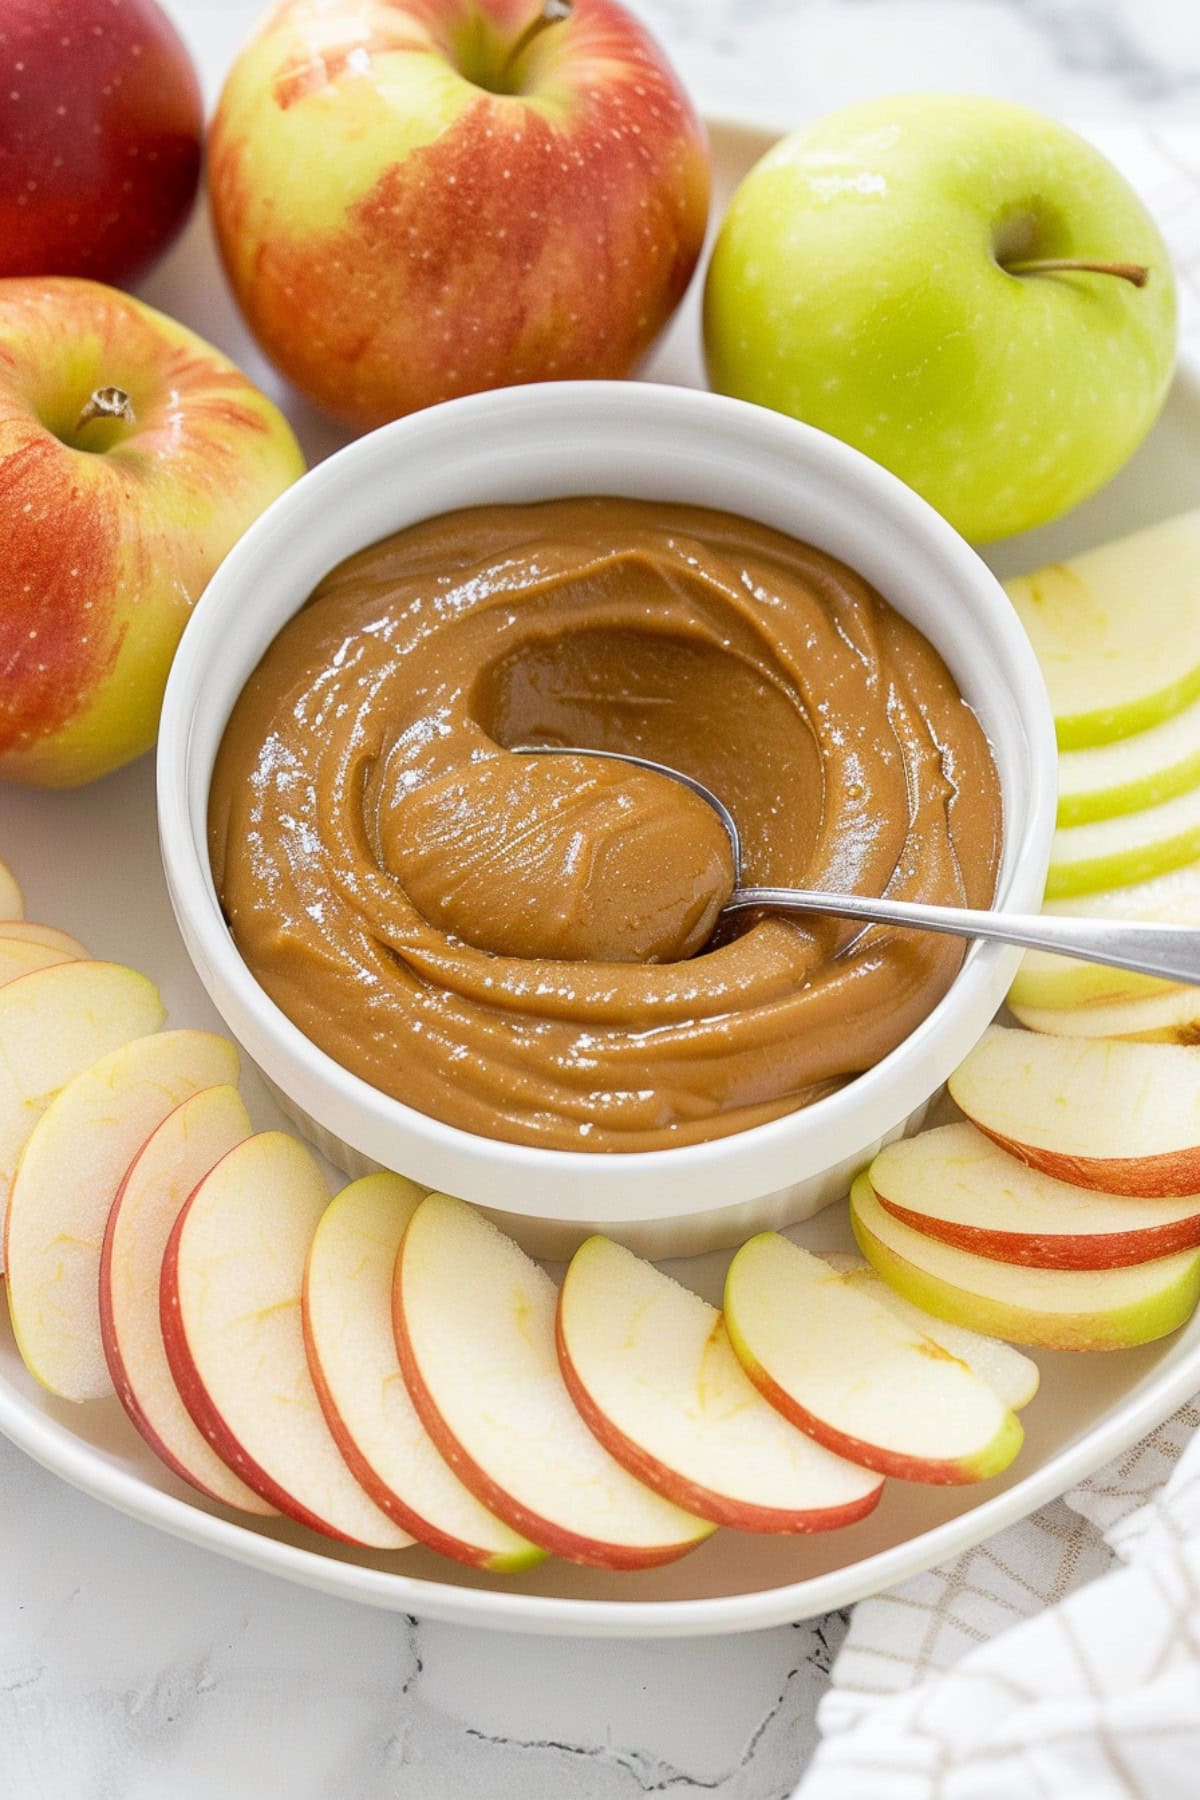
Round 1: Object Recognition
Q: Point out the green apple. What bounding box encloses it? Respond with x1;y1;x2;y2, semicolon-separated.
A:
1048;780;1200;898
1058;692;1200;825
1009;861;1200;1009
704;95;1176;545
1006;511;1200;749
1008;983;1200;1044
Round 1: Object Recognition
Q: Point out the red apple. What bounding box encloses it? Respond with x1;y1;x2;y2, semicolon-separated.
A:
0;0;202;285
208;0;710;426
0;278;304;787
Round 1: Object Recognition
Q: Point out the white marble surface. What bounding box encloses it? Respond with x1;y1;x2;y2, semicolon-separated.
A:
2;3;1195;1796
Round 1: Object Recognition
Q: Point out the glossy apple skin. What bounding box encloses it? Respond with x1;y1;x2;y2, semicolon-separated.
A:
705;95;1176;544
209;0;710;427
0;278;305;787
0;0;202;285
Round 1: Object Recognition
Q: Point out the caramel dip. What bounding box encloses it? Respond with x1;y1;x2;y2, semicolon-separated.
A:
209;499;1002;1152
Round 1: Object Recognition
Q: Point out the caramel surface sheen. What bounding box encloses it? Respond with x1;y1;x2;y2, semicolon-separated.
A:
209;499;1002;1152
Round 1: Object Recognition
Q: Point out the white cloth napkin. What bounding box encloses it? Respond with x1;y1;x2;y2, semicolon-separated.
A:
797;123;1200;1800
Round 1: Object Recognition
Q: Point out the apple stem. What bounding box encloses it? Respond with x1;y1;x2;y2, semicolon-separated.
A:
500;0;573;83
1005;257;1150;288
76;386;136;432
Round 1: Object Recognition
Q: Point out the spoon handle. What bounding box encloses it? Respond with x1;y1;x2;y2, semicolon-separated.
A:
725;888;1200;988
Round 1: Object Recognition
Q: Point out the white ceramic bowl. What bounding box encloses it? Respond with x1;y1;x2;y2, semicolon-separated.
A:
158;381;1056;1258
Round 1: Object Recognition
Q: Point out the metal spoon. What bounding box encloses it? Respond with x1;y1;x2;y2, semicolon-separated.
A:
516;745;1200;988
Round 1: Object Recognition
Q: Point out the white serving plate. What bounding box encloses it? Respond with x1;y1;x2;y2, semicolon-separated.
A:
2;120;1199;1637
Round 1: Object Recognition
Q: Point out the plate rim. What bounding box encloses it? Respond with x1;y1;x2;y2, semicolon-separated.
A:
3;116;1198;1639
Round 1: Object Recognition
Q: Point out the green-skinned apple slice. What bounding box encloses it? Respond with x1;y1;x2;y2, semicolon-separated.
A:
1010;862;1200;1009
870;1122;1200;1268
162;1133;411;1548
556;1236;884;1532
1058;689;1200;826
0;860;22;920
0;923;89;958
949;1024;1200;1195
851;1174;1200;1350
723;1233;1022;1484
1047;781;1200;899
819;1253;1039;1410
1004;510;1200;749
6;1030;240;1402
0;938;76;984
394;1195;714;1569
303;1174;544;1572
1009;984;1200;1043
0;960;165;1250
99;1084;273;1514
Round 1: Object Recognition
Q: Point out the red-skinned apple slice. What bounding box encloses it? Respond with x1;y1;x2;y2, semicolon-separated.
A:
99;1083;273;1513
0;923;88;957
556;1236;884;1532
870;1122;1200;1268
0;938;76;984
0;860;22;919
949;1024;1200;1195
6;1030;239;1401
394;1195;714;1569
723;1234;1023;1484
303;1174;544;1571
162;1133;410;1548
0;959;164;1246
851;1173;1200;1351
819;1252;1039;1410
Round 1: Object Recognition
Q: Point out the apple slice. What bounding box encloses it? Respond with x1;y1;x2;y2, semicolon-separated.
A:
851;1174;1200;1351
1010;864;1200;1011
1058;690;1200;827
819;1253;1039;1411
304;1174;544;1571
870;1122;1200;1268
723;1234;1022;1484
0;937;76;984
394;1194;714;1569
556;1236;884;1532
1009;985;1200;1043
6;1029;239;1402
0;859;22;919
1047;781;1200;899
99;1083;273;1514
949;1024;1200;1195
162;1132;410;1548
0;959;165;1245
0;922;89;958
1004;510;1200;748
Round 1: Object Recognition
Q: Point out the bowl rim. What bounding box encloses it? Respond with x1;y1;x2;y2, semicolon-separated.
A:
157;379;1058;1216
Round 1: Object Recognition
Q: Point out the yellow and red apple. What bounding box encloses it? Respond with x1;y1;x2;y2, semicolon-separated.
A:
0;278;304;787
208;0;710;426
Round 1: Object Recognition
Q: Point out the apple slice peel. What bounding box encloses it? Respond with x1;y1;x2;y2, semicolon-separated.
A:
851;1174;1200;1352
0;859;22;920
5;1029;240;1402
950;1025;1200;1196
99;1083;273;1513
394;1195;714;1570
723;1233;1023;1485
304;1174;544;1571
870;1122;1200;1268
557;1236;884;1533
162;1132;410;1548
